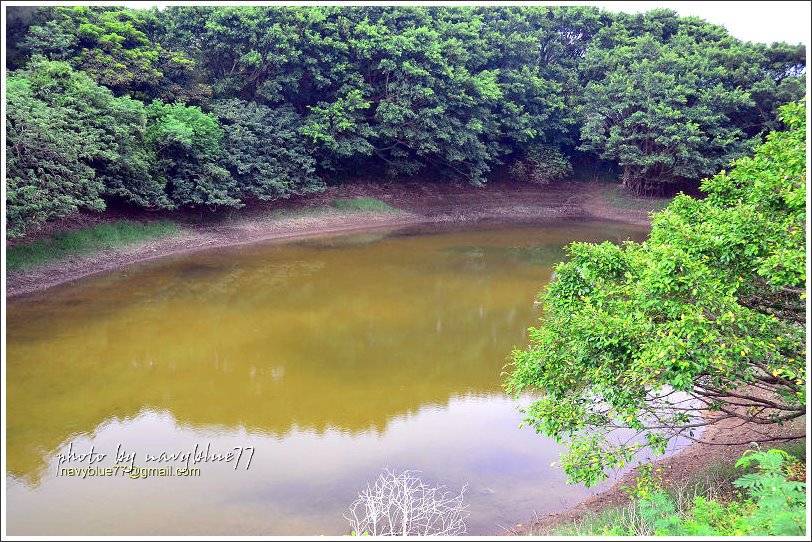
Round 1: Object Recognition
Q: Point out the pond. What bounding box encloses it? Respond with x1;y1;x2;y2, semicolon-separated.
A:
7;219;653;535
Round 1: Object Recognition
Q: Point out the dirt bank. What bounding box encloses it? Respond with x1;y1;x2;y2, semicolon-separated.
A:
6;181;660;298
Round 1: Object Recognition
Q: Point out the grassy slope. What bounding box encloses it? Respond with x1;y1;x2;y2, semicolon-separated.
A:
6;220;179;271
329;197;399;213
6;198;399;272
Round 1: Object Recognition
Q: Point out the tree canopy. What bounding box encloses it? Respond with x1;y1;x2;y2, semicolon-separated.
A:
7;57;149;236
5;5;806;237
506;100;806;486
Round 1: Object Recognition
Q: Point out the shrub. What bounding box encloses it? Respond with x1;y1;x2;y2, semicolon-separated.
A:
509;144;573;185
604;448;806;536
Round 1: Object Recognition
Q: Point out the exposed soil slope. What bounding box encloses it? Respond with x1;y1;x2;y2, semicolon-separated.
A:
6;181;659;298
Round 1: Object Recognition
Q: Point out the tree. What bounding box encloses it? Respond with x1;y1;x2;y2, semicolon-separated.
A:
6;57;168;237
158;6;308;104
22;6;209;102
6;5;806;238
210;99;322;200
506;100;806;486
161;6;580;182
145;101;239;208
579;31;752;195
578;10;805;195
509;143;573;185
6;74;103;238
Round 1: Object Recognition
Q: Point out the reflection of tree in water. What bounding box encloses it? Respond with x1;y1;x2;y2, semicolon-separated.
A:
294;228;399;249
6;246;541;486
441;244;568;268
7;221;647;487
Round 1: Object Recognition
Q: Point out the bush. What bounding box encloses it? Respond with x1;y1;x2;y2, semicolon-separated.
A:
603;449;806;536
509;144;573;185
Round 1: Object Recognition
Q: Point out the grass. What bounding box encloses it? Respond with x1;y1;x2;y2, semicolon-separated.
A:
260;197;399;222
546;467;736;536
544;440;806;536
329;197;399;213
7;220;179;271
602;185;672;213
7;199;397;272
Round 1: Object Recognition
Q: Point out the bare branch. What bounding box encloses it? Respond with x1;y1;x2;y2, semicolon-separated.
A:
345;469;469;536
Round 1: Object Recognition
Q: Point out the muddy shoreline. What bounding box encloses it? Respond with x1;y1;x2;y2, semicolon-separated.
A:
6;181;655;299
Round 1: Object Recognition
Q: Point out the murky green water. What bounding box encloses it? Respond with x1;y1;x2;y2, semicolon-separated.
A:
7;220;650;535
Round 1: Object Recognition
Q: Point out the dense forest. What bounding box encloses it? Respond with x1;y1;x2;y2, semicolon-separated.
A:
6;5;806;238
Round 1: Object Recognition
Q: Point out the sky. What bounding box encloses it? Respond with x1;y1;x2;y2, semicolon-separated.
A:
110;1;808;47
586;1;810;46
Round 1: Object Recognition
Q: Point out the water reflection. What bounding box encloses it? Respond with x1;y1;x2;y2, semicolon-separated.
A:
6;220;649;534
7;400;612;535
